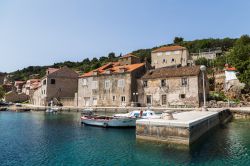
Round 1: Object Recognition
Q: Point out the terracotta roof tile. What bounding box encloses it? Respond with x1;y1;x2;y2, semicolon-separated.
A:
152;45;186;53
80;62;145;78
142;66;201;79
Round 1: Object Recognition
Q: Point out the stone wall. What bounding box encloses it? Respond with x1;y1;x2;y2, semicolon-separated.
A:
136;113;220;145
4;91;29;103
60;97;75;106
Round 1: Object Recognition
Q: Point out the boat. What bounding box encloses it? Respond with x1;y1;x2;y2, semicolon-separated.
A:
81;115;136;128
114;110;160;119
45;107;59;113
46;100;60;113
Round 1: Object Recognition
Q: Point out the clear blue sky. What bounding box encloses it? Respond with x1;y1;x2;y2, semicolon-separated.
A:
0;0;249;72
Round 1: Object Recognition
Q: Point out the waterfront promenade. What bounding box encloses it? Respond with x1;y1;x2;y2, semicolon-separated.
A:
4;103;250;114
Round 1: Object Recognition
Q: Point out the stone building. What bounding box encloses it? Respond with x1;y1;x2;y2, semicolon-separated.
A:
138;66;208;107
190;48;222;61
22;79;40;96
14;81;26;93
151;45;190;69
77;55;146;107
32;66;78;106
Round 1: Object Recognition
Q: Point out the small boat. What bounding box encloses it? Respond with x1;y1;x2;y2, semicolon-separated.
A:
81;115;136;128
45;107;59;113
15;103;22;107
114;110;160;119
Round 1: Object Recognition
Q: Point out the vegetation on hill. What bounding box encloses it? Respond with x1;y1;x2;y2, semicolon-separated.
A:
0;86;4;99
226;35;250;87
194;35;250;88
9;35;246;83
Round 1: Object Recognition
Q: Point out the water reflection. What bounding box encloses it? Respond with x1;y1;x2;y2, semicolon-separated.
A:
1;111;250;165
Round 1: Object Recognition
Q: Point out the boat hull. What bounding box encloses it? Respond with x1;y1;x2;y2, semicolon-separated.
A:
81;117;136;128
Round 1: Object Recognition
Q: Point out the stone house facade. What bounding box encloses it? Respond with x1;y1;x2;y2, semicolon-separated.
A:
138;66;209;107
22;79;40;96
14;81;26;93
32;67;78;106
77;56;146;107
151;45;190;69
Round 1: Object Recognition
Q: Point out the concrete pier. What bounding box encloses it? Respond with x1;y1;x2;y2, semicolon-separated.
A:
136;110;232;145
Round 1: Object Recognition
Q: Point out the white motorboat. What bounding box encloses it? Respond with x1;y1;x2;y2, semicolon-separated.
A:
45;107;59;113
81;115;136;128
114;110;160;119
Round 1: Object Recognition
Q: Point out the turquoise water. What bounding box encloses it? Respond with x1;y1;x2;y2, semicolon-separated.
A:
1;111;250;166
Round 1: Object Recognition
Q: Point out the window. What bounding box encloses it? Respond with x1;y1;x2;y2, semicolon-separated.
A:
143;81;148;87
166;51;170;55
104;80;110;89
180;94;186;99
162;59;166;63
43;80;46;85
113;96;116;101
174;51;180;54
93;98;97;105
82;79;87;86
146;95;152;104
51;79;56;84
171;58;175;63
161;80;166;87
181;78;188;86
118;79;125;88
162;95;167;105
121;96;126;102
92;81;98;89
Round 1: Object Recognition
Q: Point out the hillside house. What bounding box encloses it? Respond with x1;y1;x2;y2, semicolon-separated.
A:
151;45;190;69
32;66;78;106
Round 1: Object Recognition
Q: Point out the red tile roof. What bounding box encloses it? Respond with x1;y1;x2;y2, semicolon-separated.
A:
152;45;186;53
225;67;236;71
80;62;145;78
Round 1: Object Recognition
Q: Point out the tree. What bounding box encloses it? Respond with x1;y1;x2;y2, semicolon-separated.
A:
0;86;5;99
226;35;250;86
108;52;116;60
195;57;208;66
173;37;184;44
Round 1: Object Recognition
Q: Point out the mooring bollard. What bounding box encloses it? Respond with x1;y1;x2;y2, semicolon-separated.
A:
161;110;174;120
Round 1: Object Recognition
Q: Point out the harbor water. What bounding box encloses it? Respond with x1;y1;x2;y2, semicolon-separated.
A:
1;111;250;166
